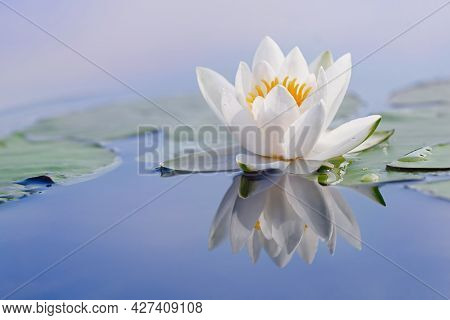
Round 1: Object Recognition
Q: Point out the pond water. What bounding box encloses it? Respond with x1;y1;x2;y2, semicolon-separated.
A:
1;0;450;299
0;134;449;299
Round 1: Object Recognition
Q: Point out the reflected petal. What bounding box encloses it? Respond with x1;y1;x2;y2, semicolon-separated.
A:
327;187;362;250
231;188;267;252
297;226;319;264
263;181;304;254
247;230;263;263
284;175;332;240
208;176;240;249
263;237;282;258
271;246;296;268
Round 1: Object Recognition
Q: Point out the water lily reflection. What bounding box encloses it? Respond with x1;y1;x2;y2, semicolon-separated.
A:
209;172;362;267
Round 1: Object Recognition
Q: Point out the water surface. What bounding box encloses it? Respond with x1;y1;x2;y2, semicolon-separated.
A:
0;136;449;299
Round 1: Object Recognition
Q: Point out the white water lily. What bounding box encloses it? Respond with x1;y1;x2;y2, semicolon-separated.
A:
209;172;361;267
196;36;381;168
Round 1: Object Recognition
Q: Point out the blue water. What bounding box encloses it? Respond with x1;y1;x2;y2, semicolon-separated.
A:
1;136;449;299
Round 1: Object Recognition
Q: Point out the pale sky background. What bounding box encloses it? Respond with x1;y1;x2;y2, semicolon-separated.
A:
1;0;449;111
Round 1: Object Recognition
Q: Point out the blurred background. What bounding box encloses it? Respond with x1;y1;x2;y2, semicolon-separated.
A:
1;0;449;113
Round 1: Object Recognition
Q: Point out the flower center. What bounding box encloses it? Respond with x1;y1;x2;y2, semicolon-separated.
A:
254;220;261;230
246;76;312;108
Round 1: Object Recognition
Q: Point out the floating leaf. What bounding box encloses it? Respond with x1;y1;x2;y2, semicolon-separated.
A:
160;145;241;173
350;185;386;206
0;134;117;203
408;180;450;201
24;95;222;142
390;80;450;107
337;106;450;186
387;144;450;170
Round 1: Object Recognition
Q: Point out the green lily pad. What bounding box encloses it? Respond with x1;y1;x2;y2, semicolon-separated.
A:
0;134;117;203
318;106;450;186
390;80;450;107
350;185;386;206
24;95;222;142
159;145;241;173
408;180;450;201
388;144;450;170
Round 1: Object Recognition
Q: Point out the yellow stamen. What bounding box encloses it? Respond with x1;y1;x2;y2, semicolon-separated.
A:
298;83;306;96
255;85;264;96
261;79;271;92
245;76;312;108
254;220;261;230
302;86;313;99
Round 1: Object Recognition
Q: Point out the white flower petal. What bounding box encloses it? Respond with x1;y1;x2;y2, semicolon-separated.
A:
238;89;288;157
299;70;324;114
260;85;300;129
323;53;352;128
221;90;285;157
278;47;309;82
221;88;254;126
196;67;234;122
308;115;381;160
308;50;334;76
283;100;327;159
252;36;285;71
235;62;254;106
252;96;266;124
253;61;276;84
314;67;328;105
